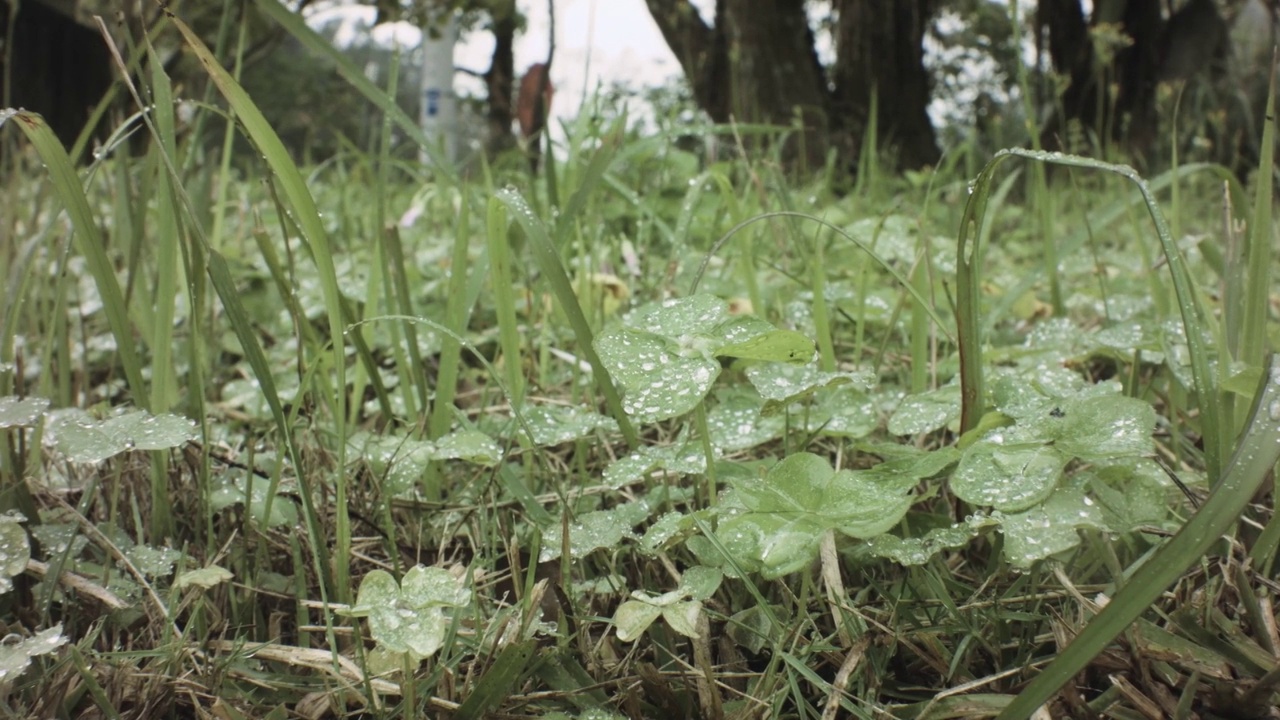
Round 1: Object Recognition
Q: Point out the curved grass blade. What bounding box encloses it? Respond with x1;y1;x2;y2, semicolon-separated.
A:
956;150;1223;480
689;211;956;344
0;109;148;405
996;354;1280;719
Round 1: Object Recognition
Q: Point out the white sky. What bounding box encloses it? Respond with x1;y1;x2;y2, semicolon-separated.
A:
313;0;717;126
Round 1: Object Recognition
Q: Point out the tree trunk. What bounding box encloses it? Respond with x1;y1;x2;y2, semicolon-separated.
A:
643;0;729;123
0;0;114;152
484;1;517;156
644;0;939;176
1037;0;1169;164
832;0;939;170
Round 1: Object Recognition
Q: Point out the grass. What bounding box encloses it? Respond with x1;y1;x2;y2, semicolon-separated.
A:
1;9;1279;720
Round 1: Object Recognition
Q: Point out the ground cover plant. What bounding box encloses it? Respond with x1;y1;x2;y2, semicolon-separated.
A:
1;7;1280;720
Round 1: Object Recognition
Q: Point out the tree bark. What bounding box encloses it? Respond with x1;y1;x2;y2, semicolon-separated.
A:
0;0;114;151
832;0;939;169
643;0;729;123
644;0;940;177
722;0;830;170
484;0;517;156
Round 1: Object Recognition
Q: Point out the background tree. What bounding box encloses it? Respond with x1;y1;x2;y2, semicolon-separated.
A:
1035;0;1273;171
644;0;941;174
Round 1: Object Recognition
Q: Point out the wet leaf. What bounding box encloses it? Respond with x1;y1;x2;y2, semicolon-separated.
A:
595;327;720;422
888;385;961;435
717;329;814;364
539;502;653;562
519;404;618;446
952;441;1068;511
45;408;194;463
124;544;183;578
210;474;299;529
1000;479;1105;567
716;452;932;578
0;515;29;594
175;565;233;590
0;396;48;428
746;363;876;414
0;625;66;687
347;566;470;659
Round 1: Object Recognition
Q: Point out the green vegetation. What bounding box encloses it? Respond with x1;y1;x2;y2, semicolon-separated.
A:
1;10;1279;720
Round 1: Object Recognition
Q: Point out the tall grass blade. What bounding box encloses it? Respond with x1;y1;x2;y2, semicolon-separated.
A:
251;0;455;177
1239;60;1275;370
0;109;147;404
495;187;639;449
997;354;1280;719
165;11;352;600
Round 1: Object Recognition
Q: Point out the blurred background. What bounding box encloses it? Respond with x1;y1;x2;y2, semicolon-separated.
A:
2;0;1276;178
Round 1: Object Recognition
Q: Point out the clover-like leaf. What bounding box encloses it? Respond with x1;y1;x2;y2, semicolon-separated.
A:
716;452;933;578
662;600;703;639
595;327;720;422
745;364;875;413
717;329;814;364
613;570;715;643
596;294;817;423
0;396;48;428
952;441;1068;511
888;385;961;435
0;625;66;687
1050;394;1156;460
539;502;654;562
0;514;29;594
348;566;471;659
1000;478;1106;567
45;408;194;463
614;599;663;642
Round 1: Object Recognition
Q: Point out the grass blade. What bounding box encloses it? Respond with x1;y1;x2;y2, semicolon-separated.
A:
164;9;352;600
996;354;1280;719
495;187;639;449
0;110;147;404
956;150;1224;478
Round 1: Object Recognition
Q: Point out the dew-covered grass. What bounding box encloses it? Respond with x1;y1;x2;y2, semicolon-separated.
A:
0;15;1279;719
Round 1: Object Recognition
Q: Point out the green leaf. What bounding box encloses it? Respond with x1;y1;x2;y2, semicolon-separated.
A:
348;566;470;659
662;600;703;639
401;566;470;608
745;364;875;413
614;600;663;642
210;474;299;529
595;327;720;422
0;396;48;428
0;514;30;594
625;295;729;337
866;516;996;566
44;408;195;464
0;624;65;683
704;388;784;452
717;329;815;364
539;503;653;562
174;566;233;590
716;451;935;578
1000;479;1106;567
952;441;1068;511
431;430;502;465
1051;394;1156;460
679;566;723;601
889;385;962;435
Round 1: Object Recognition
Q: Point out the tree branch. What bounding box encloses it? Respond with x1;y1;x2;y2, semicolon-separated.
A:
644;0;728;122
